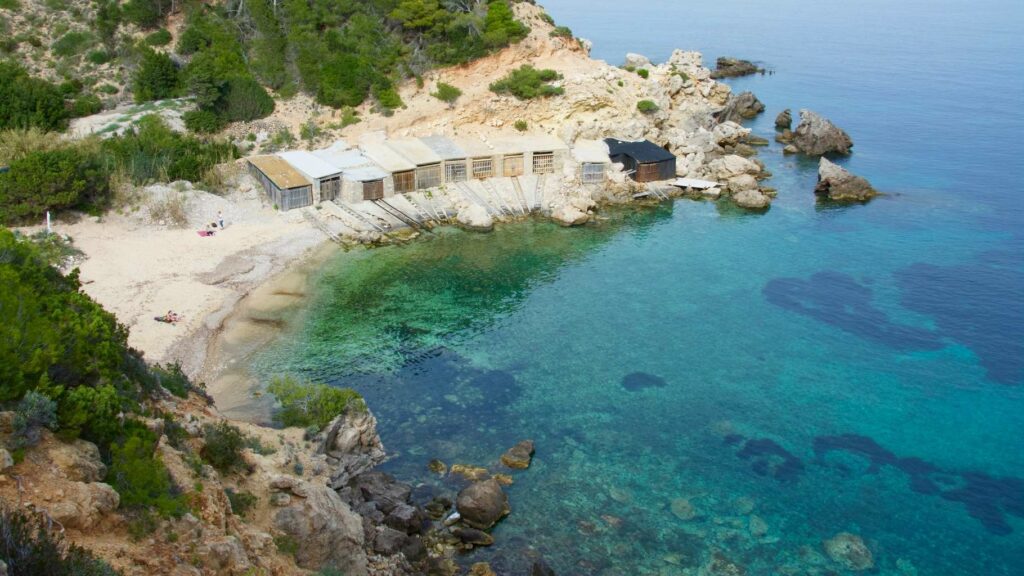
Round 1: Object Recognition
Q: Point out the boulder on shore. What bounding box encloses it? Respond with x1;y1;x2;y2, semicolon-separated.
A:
733;189;771;210
457;204;494;232
791;109;853;155
775;109;792;130
824;532;874;571
500;440;535;469
815;158;878;202
456;478;510;530
710;57;764;79
717;92;765;123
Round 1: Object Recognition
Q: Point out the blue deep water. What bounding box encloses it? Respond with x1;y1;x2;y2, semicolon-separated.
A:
251;0;1024;573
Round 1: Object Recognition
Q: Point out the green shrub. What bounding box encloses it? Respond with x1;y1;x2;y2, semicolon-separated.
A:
636;68;649;79
71;93;103;117
97;83;119;94
200;421;248;474
549;26;572;39
145;29;172;47
109;426;186;517
132;48;179;103
539;12;555;25
514;119;528;132
274;534;298;556
267;376;365;430
637;99;659;114
102;115;237;184
122;0;171;29
11;391;57;448
300;120;320;142
0;0;21;10
489;65;564;100
57;384;123;448
431;82;461;107
93;0;121;45
482;0;529;48
0;507;121;575
183;109;224;134
52;31;92;57
225;488;257;517
86;50;111;65
150;363;193;398
214;77;274;123
0;62;69;131
0;145;110;223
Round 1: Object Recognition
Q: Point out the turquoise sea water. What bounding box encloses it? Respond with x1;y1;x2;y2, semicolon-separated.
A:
252;0;1024;573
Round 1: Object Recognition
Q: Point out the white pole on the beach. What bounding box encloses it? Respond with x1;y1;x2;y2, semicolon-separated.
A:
46;211;51;234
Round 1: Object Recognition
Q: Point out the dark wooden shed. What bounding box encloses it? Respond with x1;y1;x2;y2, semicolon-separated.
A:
604;138;677;182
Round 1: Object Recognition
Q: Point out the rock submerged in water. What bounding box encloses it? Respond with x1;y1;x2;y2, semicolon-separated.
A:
824;532;874;571
717;91;766;123
815;158;878;202
732;189;771;210
500;440;535;469
710;57;765;79
775;109;792;130
456;478;510;530
621;372;668;391
791;109;854;155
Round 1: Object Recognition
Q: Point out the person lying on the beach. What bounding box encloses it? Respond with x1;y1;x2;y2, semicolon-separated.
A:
197;229;215;237
155;310;182;324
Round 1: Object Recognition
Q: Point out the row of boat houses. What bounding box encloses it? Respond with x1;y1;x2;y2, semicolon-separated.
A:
246;134;678;211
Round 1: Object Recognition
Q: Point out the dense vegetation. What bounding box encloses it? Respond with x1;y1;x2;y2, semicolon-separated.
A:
168;0;529;114
0;228;235;531
267;376;365;432
0;62;100;132
0;507;121;576
0;117;237;224
489;65;563;99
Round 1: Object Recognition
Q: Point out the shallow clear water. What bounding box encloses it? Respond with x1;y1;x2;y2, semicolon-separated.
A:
251;0;1024;573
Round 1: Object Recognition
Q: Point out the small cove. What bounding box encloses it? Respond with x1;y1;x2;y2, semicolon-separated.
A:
244;0;1024;573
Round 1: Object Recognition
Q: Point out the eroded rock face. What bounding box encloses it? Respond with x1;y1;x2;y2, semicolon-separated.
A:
815;158;877;202
194;536;251;573
456;479;510;530
273;478;368;575
717;92;765;123
775;109;792;130
47;481;119;530
710;57;764;79
46;439;106;482
792;109;853;155
551;204;589;227
319;409;387;490
500;440;535;469
824;532;874;571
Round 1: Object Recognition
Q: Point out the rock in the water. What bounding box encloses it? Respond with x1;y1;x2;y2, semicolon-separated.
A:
710;57;764;79
500;440;535;469
670;498;697;521
824;532;874;571
454;527;495;547
791;109;853;155
469;562;498;576
551;204;589;227
733;189;771;210
717;92;765;123
385;502;426;534
815;158;877;202
775;109;792;130
705;551;747;576
372;526;408;555
427;459;447;475
456;478;510;530
457;204;494;232
450;464;489;481
531;559;557;576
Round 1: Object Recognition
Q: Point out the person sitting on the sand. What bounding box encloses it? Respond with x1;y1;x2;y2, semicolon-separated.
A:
164;310;181;323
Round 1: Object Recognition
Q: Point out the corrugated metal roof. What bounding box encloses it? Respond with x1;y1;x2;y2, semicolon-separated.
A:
278;150;343;180
313;148;373;170
604;138;676;162
419;135;467;160
360;141;417;172
573;139;611;163
247;155;311;190
385;138;442;166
